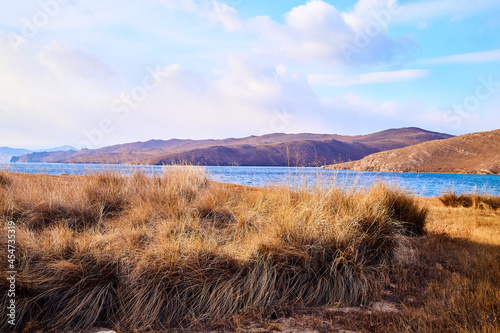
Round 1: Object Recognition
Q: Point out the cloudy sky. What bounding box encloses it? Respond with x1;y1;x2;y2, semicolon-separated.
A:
1;0;499;149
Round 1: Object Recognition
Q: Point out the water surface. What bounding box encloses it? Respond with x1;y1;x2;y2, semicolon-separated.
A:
1;163;499;197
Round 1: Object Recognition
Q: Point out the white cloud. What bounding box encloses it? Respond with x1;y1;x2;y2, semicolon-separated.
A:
105;55;326;144
343;0;400;31
0;33;118;148
418;49;500;65
308;69;430;86
38;41;116;80
1;0;497;150
0;32;325;148
203;1;243;32
249;0;414;67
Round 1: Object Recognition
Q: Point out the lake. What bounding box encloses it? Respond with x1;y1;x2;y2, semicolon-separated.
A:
1;163;500;197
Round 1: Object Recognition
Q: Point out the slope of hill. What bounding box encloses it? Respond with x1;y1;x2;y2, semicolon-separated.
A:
11;128;453;166
146;139;374;166
324;129;500;174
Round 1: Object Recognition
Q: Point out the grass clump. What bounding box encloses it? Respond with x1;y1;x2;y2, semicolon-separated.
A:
84;172;130;219
439;192;500;210
368;184;428;236
0;168;426;332
0;172;12;188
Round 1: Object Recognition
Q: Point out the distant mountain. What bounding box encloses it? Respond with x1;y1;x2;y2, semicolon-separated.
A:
2;146;77;164
0;147;32;163
324;129;500;174
35;145;78;153
146;139;371;166
11;128;453;166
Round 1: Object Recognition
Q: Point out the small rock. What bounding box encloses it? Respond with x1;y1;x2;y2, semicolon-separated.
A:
371;302;399;313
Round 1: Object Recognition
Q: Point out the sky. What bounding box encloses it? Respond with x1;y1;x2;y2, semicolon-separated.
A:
0;0;499;150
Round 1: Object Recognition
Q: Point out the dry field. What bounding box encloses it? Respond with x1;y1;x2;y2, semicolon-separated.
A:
0;169;498;332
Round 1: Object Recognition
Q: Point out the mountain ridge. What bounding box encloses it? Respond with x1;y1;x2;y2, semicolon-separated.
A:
324;129;500;174
10;127;453;166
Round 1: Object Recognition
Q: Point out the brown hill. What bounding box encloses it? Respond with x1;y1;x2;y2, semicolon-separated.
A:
324;129;500;174
144;139;372;166
11;127;453;166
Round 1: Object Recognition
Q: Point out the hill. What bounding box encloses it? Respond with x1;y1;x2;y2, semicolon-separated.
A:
11;128;453;166
324;129;500;174
145;139;371;166
1;146;77;164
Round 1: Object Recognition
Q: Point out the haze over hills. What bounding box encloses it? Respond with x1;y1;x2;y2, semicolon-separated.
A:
10;128;453;166
0;147;32;164
0;146;77;163
324;129;500;175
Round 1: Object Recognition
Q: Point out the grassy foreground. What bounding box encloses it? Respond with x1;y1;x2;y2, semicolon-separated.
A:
0;169;498;332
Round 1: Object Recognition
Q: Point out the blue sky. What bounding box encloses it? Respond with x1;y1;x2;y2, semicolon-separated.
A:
0;0;499;149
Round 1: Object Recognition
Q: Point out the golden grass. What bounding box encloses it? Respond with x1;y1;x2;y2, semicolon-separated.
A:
0;168;428;332
426;196;500;245
385;197;500;333
439;192;500;210
234;197;500;333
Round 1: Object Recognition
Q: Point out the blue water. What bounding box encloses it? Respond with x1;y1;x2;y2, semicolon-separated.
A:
1;163;499;197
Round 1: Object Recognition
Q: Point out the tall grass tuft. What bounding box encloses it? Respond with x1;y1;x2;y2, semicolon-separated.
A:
0;172;12;188
84;172;130;220
439;192;500;210
0;168;427;332
374;184;428;236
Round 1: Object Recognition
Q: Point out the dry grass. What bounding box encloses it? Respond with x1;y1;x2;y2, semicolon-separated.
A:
384;197;500;333
0;172;12;188
230;197;500;333
439;192;500;210
0;168;428;332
